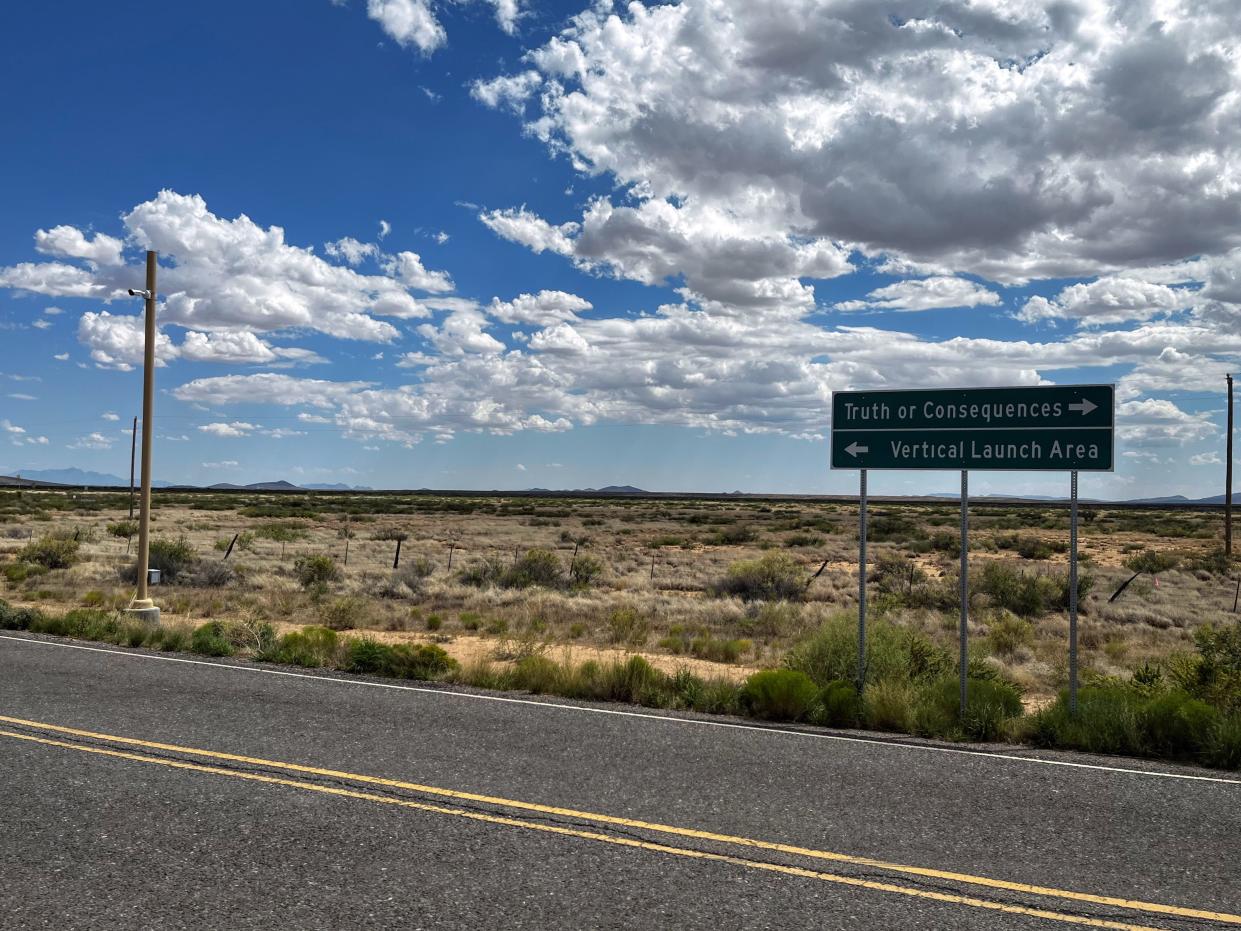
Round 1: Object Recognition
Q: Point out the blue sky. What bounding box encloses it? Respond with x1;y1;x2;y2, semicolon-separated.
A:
0;1;1238;497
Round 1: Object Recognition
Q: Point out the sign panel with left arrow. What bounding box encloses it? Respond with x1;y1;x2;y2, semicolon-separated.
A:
830;384;1114;471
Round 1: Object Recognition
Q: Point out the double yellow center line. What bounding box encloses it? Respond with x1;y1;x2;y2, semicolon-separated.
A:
1;714;1234;930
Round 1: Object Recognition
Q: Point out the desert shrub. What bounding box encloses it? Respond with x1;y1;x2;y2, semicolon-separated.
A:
569;554;605;587
0;599;42;630
389;641;455;679
596;655;670;705
740;669;818;721
510;654;564;694
339;636;456;679
294;554;341;590
396;557;435;587
918;677;1024;742
371;527;409;542
715;552;804;602
691;636;751;663
1204;715;1241;769
82;590;107;607
319;596;370;631
869;515;926;543
151;622;193;652
503;549;563;589
710;525;758;545
18;536;80;569
1025;685;1226;764
426;614;442;631
818;679;861;727
458;557;507;588
107;521;139;540
1186;549;1232;575
147;537;197;582
459;611;482;631
263;630;340;665
1169;623;1241;712
190;621;236;657
255;522;309;542
3;562;48;585
215;531;256;553
862;679;918;732
784;613;951;688
740;601;801;639
1016;537;1065;560
985;611;1034;658
186;561;237;589
1123;549;1179;575
785;533;824;548
606;608;650;647
975;561;1092;618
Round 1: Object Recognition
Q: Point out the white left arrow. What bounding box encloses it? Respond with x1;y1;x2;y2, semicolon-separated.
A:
845;441;868;458
1068;398;1097;415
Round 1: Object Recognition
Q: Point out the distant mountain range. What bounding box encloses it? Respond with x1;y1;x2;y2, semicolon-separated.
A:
523;485;646;494
0;469;1235;502
0;469;370;492
0;468;175;488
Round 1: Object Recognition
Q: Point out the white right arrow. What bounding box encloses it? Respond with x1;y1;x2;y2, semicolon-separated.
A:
845;441;868;458
1068;398;1097;415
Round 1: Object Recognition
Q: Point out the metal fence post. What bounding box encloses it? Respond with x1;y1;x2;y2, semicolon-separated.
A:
1069;469;1079;715
959;470;969;718
858;468;868;691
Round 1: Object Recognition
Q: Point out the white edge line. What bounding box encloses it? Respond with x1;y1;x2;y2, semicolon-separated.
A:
3;633;1238;786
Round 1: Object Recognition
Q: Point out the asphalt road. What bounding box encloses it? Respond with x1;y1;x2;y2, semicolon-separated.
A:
1;631;1239;930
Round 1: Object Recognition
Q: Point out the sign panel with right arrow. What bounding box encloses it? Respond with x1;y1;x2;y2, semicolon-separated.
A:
830;384;1114;471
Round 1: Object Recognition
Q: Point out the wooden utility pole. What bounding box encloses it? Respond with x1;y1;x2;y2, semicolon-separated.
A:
128;416;138;520
1227;373;1233;558
130;251;159;619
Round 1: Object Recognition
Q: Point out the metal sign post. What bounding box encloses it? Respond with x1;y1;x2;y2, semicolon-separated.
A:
1069;470;1079;714
959;471;969;717
831;385;1115;719
858;469;868;690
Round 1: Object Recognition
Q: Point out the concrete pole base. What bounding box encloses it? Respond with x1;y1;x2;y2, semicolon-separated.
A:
125;604;161;625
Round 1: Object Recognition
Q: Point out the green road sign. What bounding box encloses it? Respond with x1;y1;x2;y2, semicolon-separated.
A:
830;385;1114;471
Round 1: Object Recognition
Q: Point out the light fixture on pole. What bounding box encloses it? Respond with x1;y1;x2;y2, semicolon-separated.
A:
125;251;161;624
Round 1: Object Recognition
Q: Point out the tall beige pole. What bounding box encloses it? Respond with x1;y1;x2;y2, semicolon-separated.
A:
131;251;158;615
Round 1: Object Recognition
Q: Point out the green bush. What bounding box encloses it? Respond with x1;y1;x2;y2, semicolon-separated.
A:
715;553;804;602
266;626;340;667
975;562;1092;618
294;554;342;590
862;679;917;732
0;599;42;630
340;637;455;680
1025;685;1226;764
739;669;818;722
18;536;80;569
1204;715;1241;769
190;621;236;657
818;679;861;727
3;561;48;586
919;677;1024;742
784;613;951;687
1170;623;1241;712
503;549;563;589
985;611;1034;658
107;521;139;540
606;608;650;647
569;554;605;587
319;596;370;631
1123;549;1179;575
147;537;197;582
458;557;507;588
